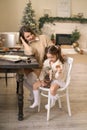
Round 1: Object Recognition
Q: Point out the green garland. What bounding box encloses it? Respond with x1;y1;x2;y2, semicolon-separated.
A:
39;15;87;30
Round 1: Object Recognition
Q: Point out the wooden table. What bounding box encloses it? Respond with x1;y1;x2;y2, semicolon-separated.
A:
0;53;39;121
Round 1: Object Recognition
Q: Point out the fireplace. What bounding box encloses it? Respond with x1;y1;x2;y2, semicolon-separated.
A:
56;34;72;45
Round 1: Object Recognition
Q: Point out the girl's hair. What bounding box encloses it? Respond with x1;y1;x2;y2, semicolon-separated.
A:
19;26;36;43
46;45;65;64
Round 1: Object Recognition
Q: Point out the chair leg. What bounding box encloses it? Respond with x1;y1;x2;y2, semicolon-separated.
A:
58;97;62;108
38;89;41;112
66;90;71;116
47;92;51;121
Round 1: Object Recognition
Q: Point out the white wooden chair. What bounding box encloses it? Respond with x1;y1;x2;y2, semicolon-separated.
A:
38;57;73;121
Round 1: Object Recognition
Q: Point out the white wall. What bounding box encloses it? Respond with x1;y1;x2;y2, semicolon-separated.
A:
0;0;87;32
32;0;87;18
0;0;27;32
71;0;87;17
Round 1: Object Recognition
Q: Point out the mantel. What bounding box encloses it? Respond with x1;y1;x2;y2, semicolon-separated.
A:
39;16;87;29
42;22;87;49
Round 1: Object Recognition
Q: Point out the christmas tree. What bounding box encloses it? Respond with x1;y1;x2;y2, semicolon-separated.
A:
21;0;38;33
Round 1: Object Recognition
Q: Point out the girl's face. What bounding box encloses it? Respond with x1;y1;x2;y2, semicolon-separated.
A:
24;32;35;42
47;53;57;63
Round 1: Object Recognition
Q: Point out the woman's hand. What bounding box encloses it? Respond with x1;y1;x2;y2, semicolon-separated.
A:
20;37;34;55
20;37;26;44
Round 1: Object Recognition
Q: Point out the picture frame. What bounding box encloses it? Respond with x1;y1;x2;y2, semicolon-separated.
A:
57;0;71;17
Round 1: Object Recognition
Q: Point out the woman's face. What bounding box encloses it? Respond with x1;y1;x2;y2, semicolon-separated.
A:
24;32;35;42
47;53;57;63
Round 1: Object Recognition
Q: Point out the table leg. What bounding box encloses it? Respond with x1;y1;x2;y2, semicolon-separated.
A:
5;72;8;87
18;73;24;121
16;81;19;94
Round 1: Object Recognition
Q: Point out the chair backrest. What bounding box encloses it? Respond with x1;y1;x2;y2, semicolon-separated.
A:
65;57;73;87
59;57;73;91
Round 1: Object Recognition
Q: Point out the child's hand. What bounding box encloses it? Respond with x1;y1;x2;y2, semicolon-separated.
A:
56;65;62;73
41;80;47;87
41;80;51;87
49;69;53;80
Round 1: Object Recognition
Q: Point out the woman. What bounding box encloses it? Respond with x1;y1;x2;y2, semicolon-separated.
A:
18;26;54;100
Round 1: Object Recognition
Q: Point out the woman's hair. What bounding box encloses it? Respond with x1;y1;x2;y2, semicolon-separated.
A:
19;26;36;43
46;45;65;64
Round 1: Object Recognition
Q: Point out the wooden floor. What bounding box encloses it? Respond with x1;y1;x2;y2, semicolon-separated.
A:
0;54;87;130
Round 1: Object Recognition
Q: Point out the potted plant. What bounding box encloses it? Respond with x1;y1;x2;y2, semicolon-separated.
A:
70;29;80;47
70;29;83;54
51;34;55;44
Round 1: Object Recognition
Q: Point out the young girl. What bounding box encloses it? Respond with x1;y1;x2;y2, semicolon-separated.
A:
30;45;68;109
